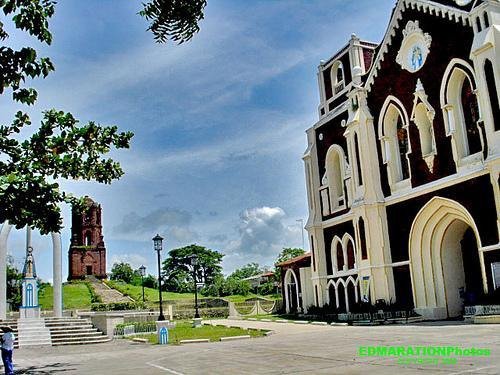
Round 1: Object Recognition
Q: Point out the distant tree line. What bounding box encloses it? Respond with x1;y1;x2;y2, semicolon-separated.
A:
110;245;305;298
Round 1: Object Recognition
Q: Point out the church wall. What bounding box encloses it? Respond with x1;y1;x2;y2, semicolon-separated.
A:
386;174;498;263
368;7;475;195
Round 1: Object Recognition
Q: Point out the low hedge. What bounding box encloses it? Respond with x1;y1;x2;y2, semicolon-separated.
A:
91;301;147;311
172;307;229;320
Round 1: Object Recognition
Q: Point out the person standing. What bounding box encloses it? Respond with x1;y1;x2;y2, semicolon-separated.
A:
1;326;15;375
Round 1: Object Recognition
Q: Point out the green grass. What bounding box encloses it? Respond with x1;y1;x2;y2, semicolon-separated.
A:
107;280;279;304
133;322;267;345
105;280;194;303
39;283;93;310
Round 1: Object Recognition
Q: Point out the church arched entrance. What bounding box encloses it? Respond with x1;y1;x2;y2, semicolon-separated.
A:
409;197;484;320
284;269;300;313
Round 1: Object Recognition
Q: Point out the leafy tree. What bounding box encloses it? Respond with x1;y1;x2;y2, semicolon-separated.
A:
276;248;305;265
200;275;251;298
162;244;223;293
140;0;207;44
200;274;225;297
274;247;305;279
258;281;277;296
141;274;158;289
110;262;135;284
223;277;250;296
228;263;262;280
6;257;22;310
0;0;133;234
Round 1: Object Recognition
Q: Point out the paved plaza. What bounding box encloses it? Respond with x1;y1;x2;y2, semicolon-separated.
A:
9;320;500;374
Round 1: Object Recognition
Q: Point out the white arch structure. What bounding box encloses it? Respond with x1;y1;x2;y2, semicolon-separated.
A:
327;276;359;312
0;221;63;319
331;234;357;273
409;197;485;320
284;268;300;314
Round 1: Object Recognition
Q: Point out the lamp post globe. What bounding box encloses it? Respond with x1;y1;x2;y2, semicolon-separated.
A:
139;265;146;303
152;234;165;321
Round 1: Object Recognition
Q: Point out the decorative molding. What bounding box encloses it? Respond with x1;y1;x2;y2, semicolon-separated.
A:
365;0;472;92
396;21;432;72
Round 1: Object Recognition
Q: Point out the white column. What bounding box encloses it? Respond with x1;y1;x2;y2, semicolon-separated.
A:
0;221;12;320
52;232;63;317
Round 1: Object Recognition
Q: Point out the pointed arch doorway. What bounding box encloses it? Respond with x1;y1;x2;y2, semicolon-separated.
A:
409;197;484;320
284;269;300;313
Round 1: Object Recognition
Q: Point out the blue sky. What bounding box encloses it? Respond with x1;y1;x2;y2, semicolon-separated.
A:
2;0;396;282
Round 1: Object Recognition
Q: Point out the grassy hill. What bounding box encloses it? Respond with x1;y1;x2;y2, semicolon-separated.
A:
105;280;194;303
39;282;93;310
37;280;280;311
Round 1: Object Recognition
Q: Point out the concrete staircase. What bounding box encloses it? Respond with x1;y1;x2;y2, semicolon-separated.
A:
87;276;133;304
17;318;52;347
44;317;110;346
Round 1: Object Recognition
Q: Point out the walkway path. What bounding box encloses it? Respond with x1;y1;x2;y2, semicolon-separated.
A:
87;277;133;304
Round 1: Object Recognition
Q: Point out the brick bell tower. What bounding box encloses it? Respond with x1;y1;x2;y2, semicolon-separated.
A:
68;196;107;280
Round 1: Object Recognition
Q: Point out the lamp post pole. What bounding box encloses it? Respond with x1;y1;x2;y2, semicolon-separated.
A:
191;255;200;319
139;265;146;303
153;234;165;321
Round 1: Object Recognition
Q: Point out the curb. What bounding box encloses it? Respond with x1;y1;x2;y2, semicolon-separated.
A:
180;339;210;344
220;335;251;341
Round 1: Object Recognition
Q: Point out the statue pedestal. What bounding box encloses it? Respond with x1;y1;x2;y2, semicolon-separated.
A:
19;306;40;319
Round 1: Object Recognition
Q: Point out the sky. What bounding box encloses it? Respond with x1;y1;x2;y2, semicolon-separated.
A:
1;0;397;282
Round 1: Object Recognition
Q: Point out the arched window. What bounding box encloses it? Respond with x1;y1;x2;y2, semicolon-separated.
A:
354;133;363;186
476;17;482;33
358;218;368;260
484;13;490;28
379;97;411;187
26;283;34;307
484;59;500;132
336;242;344;272
346;239;356;269
441;60;484;160
85;232;92;246
461;77;482;154
331;61;345;95
325;145;345;210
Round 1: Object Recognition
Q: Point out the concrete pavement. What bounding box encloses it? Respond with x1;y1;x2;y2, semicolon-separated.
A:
9;319;500;374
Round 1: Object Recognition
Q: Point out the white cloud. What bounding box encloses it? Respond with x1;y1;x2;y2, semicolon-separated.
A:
222;206;303;273
109;253;148;271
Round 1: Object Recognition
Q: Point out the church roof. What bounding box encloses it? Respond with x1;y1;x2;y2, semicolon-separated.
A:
364;0;478;92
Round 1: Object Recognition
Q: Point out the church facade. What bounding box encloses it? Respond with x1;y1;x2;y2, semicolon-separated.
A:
68;197;107;280
291;0;500;320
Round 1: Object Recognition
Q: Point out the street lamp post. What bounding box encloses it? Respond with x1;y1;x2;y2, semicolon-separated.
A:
153;234;165;321
190;254;200;319
139;265;146;303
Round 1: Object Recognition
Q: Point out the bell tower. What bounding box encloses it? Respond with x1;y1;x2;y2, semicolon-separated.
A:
68;197;107;280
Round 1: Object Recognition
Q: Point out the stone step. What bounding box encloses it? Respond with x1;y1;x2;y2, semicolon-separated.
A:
51;336;109;344
45;322;92;327
52;337;111;346
18;339;52;345
49;326;96;331
51;331;103;339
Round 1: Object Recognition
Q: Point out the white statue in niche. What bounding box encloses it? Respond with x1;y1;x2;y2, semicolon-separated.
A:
396;21;432;73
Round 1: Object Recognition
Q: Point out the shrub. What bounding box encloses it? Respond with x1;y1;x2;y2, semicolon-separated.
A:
84;282;102;303
91;301;147;311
